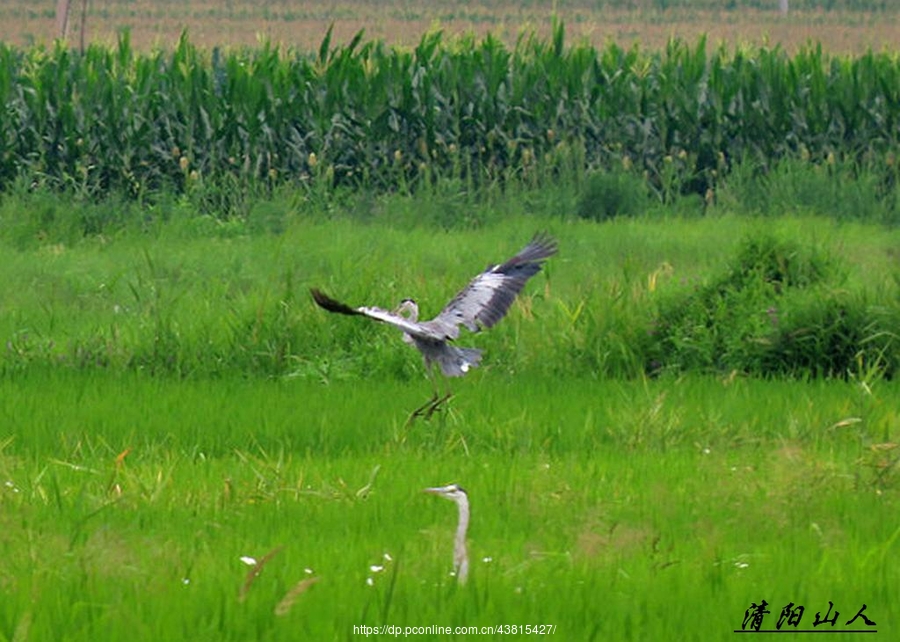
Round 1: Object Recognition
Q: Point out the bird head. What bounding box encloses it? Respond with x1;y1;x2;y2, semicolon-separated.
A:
396;298;419;322
424;484;468;504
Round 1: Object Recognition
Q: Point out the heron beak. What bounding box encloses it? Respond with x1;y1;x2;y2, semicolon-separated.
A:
423;485;455;497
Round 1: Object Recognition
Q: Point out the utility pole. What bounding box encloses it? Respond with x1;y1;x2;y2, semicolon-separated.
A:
55;0;71;37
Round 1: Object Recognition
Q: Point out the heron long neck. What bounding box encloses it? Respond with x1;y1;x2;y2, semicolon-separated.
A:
454;496;470;584
398;300;419;323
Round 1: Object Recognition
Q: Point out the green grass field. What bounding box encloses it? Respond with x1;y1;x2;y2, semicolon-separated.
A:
2;372;898;639
1;190;898;639
2;3;900;638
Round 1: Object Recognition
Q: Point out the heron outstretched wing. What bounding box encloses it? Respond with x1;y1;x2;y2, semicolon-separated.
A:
430;232;557;339
310;288;438;339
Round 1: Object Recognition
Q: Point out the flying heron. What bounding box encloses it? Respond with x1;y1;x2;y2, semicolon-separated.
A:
310;232;557;420
424;484;469;585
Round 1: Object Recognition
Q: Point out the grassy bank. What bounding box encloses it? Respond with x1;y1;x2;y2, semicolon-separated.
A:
1;193;898;379
1;371;898;639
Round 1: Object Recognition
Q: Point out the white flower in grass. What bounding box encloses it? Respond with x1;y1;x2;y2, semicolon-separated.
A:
365;553;393;585
239;556;258;566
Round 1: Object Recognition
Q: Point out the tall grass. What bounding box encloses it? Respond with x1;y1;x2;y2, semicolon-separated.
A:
0;201;897;380
0;189;897;639
1;371;898;640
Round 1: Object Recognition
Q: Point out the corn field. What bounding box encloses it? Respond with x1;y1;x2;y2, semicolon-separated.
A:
1;24;899;210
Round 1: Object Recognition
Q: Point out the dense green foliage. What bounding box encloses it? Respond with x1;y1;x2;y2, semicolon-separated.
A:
1;27;899;217
649;232;900;377
0;200;897;380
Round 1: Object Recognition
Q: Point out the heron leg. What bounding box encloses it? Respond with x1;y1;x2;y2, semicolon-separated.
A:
407;392;439;425
406;362;440;426
424;390;453;420
406;364;456;424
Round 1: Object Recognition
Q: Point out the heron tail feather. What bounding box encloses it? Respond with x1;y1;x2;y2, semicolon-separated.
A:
438;346;482;377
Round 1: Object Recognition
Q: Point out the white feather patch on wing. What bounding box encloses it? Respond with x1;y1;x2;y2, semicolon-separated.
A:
357;305;443;340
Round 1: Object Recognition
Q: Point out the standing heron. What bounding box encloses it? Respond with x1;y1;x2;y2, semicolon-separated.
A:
310;232;557;420
424;484;469;585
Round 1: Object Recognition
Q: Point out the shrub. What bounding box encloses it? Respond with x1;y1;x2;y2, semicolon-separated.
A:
647;232;897;378
576;171;650;221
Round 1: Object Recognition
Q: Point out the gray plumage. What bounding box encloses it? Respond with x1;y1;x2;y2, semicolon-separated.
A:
310;232;557;378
